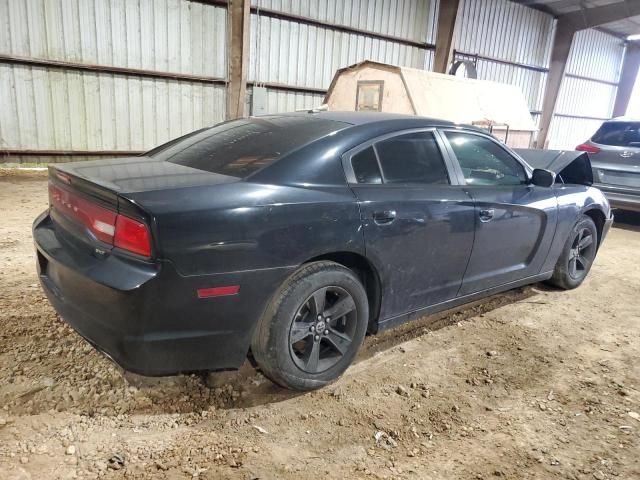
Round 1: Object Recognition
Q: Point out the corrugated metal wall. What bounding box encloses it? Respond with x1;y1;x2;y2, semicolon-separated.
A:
451;0;626;150
249;0;437;112
0;0;227;163
547;29;626;149
0;0;631;161
452;0;554;131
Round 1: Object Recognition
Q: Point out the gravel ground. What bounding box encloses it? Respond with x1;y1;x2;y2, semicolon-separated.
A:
1;171;639;480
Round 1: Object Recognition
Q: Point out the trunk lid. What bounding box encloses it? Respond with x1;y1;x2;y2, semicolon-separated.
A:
48;157;237;259
48;166;152;259
53;156;239;194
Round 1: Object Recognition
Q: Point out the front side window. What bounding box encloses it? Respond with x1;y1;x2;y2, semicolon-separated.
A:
374;131;450;184
444;131;527;186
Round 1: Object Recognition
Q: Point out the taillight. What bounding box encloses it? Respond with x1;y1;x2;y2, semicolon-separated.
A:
49;181;151;257
49;182;117;243
114;215;151;257
576;143;600;154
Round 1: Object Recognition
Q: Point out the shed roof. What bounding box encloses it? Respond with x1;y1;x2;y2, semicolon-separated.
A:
325;61;537;132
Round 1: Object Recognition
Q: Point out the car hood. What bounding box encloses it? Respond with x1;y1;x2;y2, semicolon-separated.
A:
514;149;593;186
54;156;239;194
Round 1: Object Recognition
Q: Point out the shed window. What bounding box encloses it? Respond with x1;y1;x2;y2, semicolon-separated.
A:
356;81;384;112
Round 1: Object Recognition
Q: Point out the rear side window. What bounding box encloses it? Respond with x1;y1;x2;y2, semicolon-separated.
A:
374;131;449;184
351;147;382;184
592;121;640;147
148;116;348;177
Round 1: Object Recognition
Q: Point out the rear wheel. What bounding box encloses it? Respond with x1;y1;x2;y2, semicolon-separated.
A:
251;261;369;391
547;214;598;290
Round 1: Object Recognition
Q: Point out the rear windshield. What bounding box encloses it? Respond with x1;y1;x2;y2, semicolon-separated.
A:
592;121;640;147
147;116;348;177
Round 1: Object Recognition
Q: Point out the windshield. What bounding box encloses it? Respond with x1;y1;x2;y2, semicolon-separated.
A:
147;116;349;177
592;121;640;147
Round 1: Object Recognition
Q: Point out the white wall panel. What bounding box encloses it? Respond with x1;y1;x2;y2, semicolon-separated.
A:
260;89;325;113
548;29;625;149
566;29;625;84
0;64;226;152
556;77;617;120
546;116;603;151
454;0;553;115
249;15;430;89
0;0;227;77
455;0;553;67
0;0;227;162
455;52;547;113
252;0;436;44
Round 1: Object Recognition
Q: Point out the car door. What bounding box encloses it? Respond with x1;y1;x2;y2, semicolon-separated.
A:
343;129;476;321
440;129;558;295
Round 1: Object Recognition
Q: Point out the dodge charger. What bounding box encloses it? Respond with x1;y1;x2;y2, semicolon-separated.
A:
33;112;613;390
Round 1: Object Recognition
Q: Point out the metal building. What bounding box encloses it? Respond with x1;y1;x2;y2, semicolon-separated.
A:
1;0;640;164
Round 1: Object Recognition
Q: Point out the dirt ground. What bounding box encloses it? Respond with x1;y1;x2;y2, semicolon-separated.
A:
0;170;639;480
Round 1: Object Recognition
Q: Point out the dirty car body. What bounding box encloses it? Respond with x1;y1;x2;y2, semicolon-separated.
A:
34;112;613;377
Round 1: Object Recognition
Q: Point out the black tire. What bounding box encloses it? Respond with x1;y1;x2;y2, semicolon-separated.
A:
547;214;598;290
251;261;369;391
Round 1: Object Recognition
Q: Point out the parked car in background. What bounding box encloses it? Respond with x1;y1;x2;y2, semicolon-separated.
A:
576;117;640;212
34;112;613;391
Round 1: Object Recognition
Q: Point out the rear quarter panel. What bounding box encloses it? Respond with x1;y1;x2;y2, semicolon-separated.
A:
126;182;364;276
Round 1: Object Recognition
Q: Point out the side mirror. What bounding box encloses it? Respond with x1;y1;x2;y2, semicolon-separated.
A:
531;168;555;187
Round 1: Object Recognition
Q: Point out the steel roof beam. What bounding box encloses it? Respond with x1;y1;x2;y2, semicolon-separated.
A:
433;0;461;74
560;1;640;30
226;0;251;120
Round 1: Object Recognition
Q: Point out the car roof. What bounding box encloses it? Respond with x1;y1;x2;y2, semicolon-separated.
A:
257;110;466;128
247;111;493;186
606;116;640;123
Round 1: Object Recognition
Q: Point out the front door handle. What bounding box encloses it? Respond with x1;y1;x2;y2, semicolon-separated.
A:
479;208;495;222
373;210;396;225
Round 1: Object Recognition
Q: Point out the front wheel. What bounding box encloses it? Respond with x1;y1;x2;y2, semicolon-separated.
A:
251;261;369;391
547;214;598;290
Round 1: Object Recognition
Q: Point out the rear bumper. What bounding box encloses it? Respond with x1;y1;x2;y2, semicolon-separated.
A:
594;184;640;213
33;211;292;376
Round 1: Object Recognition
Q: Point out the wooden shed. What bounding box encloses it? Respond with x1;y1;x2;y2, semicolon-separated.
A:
324;61;537;148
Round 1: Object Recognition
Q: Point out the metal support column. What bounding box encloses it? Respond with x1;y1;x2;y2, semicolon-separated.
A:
537;19;575;148
226;0;251;119
433;0;460;74
613;43;640;117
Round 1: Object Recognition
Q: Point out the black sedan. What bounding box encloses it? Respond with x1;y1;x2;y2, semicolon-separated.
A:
33;112;613;390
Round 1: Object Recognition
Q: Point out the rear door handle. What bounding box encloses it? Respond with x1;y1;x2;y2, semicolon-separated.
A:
479;208;495;222
373;210;396;225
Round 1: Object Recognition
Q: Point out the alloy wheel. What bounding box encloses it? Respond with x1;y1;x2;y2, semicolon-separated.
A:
568;227;595;280
289;286;358;374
